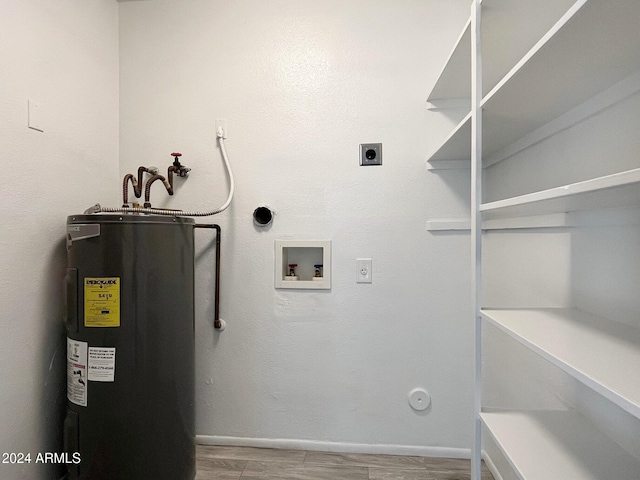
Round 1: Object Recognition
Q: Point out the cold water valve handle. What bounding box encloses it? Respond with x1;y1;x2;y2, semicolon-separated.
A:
171;152;191;177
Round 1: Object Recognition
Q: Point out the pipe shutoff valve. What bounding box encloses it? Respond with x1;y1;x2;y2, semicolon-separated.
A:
171;152;191;177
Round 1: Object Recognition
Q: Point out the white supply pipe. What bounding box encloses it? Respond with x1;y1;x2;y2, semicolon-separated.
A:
87;127;234;217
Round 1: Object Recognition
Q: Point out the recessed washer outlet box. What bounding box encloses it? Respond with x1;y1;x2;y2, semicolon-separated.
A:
360;143;382;166
275;240;331;290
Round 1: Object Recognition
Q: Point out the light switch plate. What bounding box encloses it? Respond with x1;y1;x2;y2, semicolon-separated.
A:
28;99;44;132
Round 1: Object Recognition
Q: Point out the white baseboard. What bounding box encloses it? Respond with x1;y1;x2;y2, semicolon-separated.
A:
196;435;470;459
481;450;504;480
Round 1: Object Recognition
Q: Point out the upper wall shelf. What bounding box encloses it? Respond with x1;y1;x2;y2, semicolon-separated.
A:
425;16;471;165
427;17;470;105
480;168;640;220
481;0;640;158
426;112;471;163
480;0;577;97
427;1;640;166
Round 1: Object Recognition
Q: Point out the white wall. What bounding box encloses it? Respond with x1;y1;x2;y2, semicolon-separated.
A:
119;0;473;453
0;1;119;478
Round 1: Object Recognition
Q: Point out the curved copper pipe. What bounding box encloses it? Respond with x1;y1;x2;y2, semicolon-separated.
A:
123;167;157;206
144;174;173;207
122;173;136;206
167;165;177;191
136;167;153;197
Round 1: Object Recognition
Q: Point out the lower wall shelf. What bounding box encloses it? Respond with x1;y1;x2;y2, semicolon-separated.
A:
481;308;640;419
427;213;573;231
480;168;640;220
426;219;471;231
481;410;640;480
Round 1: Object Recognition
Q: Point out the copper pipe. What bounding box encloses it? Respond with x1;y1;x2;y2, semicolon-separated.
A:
136;166;154;197
167;165;177;191
122;166;157;206
122;173;136;206
194;224;222;329
144;174;173;207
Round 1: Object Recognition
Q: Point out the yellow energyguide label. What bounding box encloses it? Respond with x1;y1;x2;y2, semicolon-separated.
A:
84;277;120;327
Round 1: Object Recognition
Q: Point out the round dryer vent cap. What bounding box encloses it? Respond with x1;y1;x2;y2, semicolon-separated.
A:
408;388;431;411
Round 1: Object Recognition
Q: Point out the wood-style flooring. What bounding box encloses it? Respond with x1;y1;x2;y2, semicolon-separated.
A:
196;445;495;480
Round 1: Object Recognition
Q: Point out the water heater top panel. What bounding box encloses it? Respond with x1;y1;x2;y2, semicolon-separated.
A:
67;214;195;226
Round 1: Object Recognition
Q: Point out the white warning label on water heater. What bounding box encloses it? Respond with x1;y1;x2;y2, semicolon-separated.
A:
88;347;116;382
67;338;88;407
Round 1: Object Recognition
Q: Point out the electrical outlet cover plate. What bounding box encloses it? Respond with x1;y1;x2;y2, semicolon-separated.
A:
356;258;372;283
360;143;382;166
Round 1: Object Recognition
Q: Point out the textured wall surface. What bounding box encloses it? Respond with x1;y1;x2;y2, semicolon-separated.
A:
120;0;473;453
0;1;119;478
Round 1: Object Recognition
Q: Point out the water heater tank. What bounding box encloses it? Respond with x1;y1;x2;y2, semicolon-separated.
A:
64;214;196;480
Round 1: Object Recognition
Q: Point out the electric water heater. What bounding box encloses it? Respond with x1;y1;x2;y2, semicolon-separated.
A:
64;214;196;480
